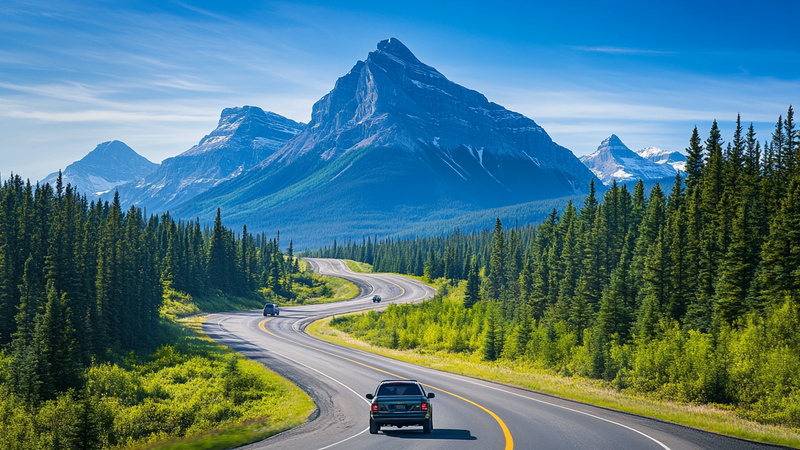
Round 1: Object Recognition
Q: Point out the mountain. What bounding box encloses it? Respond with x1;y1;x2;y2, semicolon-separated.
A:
636;146;686;173
579;135;677;185
173;38;597;249
41;140;158;198
107;106;304;212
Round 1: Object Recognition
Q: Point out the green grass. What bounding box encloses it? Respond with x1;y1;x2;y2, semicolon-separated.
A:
343;259;372;273
308;316;800;449
0;316;315;450
127;316;315;450
160;271;359;320
323;275;359;301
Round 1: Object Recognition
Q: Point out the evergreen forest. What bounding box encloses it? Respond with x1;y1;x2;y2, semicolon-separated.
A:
0;177;319;448
311;108;800;427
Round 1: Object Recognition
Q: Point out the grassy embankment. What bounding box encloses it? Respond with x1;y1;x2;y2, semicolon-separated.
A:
129;317;315;450
308;262;800;449
0;316;315;450
161;259;358;321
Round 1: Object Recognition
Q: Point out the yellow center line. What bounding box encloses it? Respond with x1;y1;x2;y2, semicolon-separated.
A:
259;318;513;450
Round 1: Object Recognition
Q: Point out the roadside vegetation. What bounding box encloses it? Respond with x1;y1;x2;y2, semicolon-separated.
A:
308;109;800;446
312;281;800;447
344;259;372;274
0;317;314;449
0;177;354;449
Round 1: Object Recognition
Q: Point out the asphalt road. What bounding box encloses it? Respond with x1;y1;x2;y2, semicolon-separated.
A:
203;258;789;450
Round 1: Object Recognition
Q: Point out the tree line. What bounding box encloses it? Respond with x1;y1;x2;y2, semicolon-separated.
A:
316;107;800;425
0;176;298;406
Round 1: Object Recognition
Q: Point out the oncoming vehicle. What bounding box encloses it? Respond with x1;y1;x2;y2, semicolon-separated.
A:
366;380;434;434
372;295;381;303
262;303;280;316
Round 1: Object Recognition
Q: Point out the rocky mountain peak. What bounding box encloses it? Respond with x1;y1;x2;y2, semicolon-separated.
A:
581;135;677;184
603;134;624;147
375;37;421;64
83;140;138;161
595;134;639;159
41;141;158;198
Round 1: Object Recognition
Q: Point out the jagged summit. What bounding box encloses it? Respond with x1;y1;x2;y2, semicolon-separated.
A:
376;38;421;64
108;106;304;212
174;38;597;247
603;134;625;148
83;140;139;161
580;135;677;184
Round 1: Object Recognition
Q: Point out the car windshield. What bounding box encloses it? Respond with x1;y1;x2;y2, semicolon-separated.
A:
377;383;423;396
264;304;274;309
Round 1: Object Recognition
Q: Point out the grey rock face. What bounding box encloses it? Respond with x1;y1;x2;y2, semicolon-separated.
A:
580;135;677;185
109;106;304;212
41;140;158;198
266;38;595;198
173;38;599;248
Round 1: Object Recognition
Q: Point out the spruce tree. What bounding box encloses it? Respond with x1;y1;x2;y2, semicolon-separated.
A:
685;126;704;189
487;218;506;301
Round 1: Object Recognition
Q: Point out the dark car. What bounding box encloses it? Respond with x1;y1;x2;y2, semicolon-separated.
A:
263;303;280;316
366;380;434;434
372;295;381;303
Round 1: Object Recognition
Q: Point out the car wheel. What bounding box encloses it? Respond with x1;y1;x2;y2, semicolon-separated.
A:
369;418;379;434
422;416;432;434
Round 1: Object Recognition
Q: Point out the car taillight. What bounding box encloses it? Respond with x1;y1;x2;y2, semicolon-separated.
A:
371;403;378;412
421;401;428;411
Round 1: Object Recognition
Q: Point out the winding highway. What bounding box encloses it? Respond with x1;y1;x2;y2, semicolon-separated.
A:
203;258;787;450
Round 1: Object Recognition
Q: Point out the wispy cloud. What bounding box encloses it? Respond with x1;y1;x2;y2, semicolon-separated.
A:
572;45;672;55
4;109;213;122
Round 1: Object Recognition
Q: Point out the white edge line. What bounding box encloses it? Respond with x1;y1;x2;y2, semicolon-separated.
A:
262;331;371;450
218;313;370;450
315;427;370;450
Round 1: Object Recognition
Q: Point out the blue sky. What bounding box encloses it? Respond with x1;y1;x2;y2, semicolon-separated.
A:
1;0;799;181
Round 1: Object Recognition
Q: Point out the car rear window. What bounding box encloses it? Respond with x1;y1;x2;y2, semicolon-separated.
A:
264;304;274;310
378;383;423;396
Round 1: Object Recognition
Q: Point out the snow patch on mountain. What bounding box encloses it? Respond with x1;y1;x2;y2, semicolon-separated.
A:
108;106;304;212
580;135;676;184
636;146;686;173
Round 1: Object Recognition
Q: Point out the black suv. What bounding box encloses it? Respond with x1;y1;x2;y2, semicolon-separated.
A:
262;303;280;316
366;380;434;434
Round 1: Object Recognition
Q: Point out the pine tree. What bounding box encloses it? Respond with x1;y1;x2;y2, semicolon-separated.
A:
685;126;704;189
481;305;500;361
486;218;506;301
207;208;228;291
464;256;480;309
715;201;759;323
68;389;102;450
37;279;81;396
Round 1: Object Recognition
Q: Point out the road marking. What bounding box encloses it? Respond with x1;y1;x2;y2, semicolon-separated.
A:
316;427;370;450
260;319;513;450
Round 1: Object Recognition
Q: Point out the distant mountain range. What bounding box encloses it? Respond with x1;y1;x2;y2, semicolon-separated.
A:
169;38;597;248
41;140;158;198
579;135;684;185
104;106;304;212
41;39;690;249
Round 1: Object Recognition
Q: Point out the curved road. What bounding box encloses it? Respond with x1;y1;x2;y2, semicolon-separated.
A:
203;258;787;450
